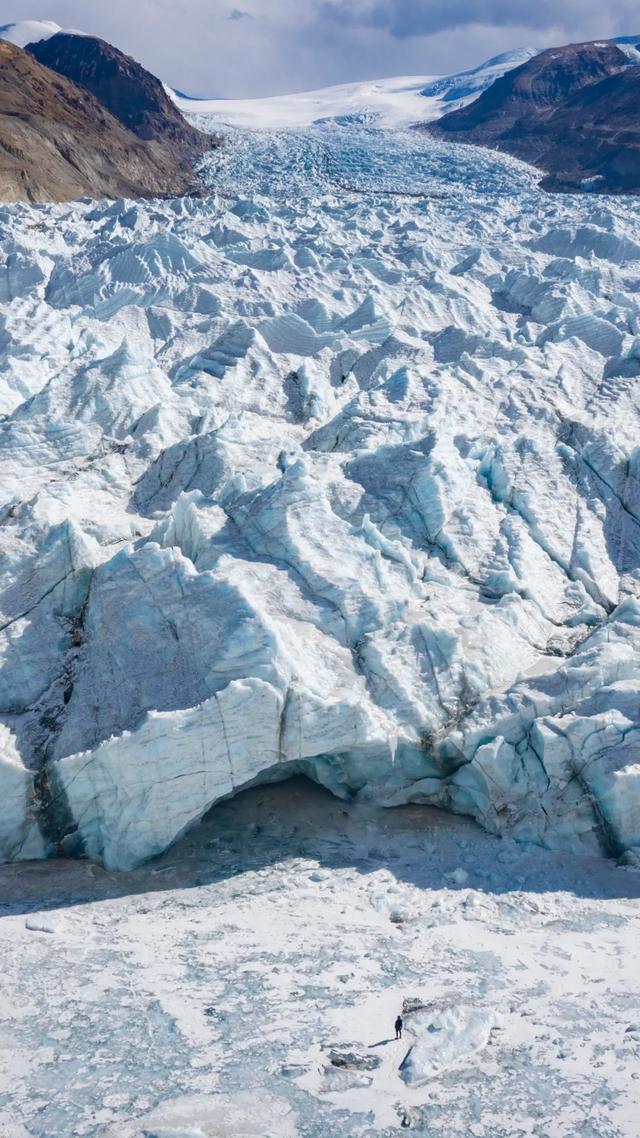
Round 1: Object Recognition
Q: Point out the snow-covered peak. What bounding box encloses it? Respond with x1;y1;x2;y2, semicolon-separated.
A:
0;19;62;47
0;19;84;48
419;47;539;105
171;48;540;130
613;34;640;62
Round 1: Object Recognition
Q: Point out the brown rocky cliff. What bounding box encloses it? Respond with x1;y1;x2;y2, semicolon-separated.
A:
27;32;208;148
0;39;217;203
426;40;640;194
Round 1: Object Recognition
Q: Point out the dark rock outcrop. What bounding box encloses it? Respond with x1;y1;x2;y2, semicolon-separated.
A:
0;37;217;203
27;32;206;148
427;40;640;194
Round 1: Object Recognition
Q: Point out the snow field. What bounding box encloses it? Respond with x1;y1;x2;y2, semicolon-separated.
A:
169;47;538;131
0;779;638;1135
0;19;87;49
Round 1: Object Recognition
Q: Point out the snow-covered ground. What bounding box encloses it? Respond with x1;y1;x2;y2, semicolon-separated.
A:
170;49;537;130
0;777;638;1137
1;123;640;873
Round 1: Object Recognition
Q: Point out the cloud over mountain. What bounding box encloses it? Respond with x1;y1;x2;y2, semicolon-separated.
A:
0;1;637;99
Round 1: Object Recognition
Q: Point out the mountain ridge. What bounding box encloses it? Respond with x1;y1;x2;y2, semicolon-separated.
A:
0;35;217;203
426;37;640;193
27;32;208;149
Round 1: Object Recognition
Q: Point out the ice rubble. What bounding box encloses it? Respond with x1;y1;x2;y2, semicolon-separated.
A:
401;1005;496;1085
131;1091;298;1138
0;20;72;49
1;133;640;869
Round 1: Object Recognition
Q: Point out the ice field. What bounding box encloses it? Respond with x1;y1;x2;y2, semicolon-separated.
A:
1;778;639;1137
169;47;538;131
0;116;640;1133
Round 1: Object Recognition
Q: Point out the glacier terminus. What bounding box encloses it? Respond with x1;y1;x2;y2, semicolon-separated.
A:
0;120;639;872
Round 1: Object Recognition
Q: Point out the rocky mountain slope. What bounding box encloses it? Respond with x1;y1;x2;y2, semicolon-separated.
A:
28;32;208;149
427;39;640;193
0;37;216;203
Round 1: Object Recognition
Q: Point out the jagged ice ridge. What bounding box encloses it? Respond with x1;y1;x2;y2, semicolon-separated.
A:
1;131;640;870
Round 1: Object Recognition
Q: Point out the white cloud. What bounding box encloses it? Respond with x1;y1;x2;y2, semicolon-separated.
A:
2;0;638;96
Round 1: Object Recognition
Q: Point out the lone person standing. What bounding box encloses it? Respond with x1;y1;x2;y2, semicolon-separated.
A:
395;1014;403;1040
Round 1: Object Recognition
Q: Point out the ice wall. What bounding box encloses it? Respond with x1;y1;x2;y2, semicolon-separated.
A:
1;140;639;868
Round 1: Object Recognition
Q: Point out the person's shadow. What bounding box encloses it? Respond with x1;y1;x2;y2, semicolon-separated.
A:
369;1038;396;1047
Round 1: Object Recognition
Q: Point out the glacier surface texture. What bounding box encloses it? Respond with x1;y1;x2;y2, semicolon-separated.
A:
1;125;640;869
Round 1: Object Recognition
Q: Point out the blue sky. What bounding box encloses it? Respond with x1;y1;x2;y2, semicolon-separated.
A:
2;1;639;96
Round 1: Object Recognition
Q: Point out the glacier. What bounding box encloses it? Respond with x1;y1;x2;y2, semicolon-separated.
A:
168;47;539;131
1;123;640;870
